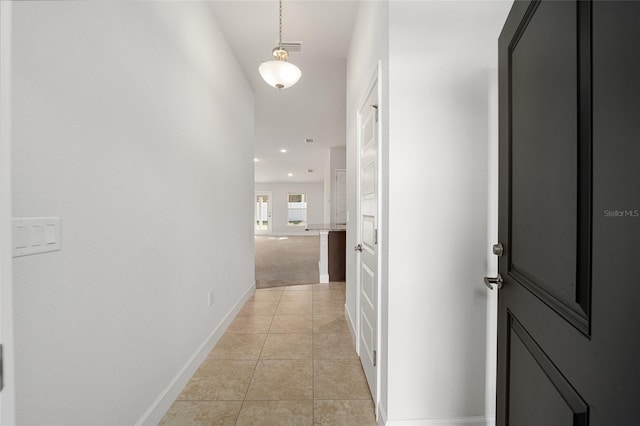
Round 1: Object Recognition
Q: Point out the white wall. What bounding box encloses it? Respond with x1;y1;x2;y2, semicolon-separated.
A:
11;2;255;425
329;147;347;224
253;56;347;184
385;1;510;423
322;146;347;225
323;149;332;223
255;182;324;235
0;2;16;423
346;1;510;424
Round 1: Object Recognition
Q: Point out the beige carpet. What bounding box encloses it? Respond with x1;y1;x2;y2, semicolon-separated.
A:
255;236;319;288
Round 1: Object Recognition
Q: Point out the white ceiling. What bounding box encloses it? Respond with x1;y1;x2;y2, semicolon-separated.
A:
210;1;359;183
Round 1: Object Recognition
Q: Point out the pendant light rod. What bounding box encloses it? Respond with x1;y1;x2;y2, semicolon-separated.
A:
278;0;283;48
258;0;301;90
271;0;288;61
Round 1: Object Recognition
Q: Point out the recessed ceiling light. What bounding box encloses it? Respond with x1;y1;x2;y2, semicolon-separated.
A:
280;149;287;153
288;172;293;177
254;158;259;162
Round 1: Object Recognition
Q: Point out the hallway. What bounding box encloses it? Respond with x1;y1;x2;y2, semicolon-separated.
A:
160;282;376;425
2;2;515;423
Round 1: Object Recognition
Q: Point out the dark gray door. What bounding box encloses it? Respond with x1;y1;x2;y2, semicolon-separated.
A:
495;1;640;424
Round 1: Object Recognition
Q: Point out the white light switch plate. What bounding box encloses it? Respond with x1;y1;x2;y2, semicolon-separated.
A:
13;217;61;257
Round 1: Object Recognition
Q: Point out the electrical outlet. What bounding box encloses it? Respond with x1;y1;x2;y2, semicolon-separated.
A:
207;290;214;307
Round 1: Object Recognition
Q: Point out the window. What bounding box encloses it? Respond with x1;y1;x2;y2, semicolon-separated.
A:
287;193;307;226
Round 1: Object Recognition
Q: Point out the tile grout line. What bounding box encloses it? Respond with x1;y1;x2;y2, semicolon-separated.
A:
162;283;375;424
233;287;280;425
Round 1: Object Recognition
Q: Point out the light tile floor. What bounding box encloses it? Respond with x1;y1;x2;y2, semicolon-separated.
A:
160;282;377;425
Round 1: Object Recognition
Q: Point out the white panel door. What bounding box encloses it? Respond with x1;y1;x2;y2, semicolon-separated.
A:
357;85;378;399
255;191;272;234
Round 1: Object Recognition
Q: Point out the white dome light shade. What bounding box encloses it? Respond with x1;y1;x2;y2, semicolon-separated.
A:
259;60;301;89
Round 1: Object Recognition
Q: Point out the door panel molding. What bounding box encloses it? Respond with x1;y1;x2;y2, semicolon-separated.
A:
507;312;589;426
507;269;588;334
574;0;593;324
505;0;592;336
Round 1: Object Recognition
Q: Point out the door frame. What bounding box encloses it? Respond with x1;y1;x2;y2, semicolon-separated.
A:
355;62;383;408
334;169;346;224
0;1;16;422
254;191;272;235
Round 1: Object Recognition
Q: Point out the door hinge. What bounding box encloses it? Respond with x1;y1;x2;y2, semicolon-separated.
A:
1;344;4;392
373;350;377;367
371;104;379;122
374;229;378;245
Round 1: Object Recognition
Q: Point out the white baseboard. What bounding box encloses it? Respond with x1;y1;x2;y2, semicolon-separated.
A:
135;283;255;426
378;402;388;426
255;232;319;237
345;304;356;345
381;415;491;426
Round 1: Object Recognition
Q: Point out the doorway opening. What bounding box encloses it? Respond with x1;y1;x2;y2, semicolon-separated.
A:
255;191;272;234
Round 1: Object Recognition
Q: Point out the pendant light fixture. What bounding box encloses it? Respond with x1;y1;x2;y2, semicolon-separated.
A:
258;0;301;90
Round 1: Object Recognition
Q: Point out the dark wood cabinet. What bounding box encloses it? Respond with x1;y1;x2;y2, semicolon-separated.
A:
328;230;346;281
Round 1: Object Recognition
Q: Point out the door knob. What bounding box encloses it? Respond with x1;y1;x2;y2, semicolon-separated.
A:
484;274;503;290
354;244;363;252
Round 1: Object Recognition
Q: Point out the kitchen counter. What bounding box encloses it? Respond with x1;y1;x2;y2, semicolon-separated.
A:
305;223;347;232
305;224;346;283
